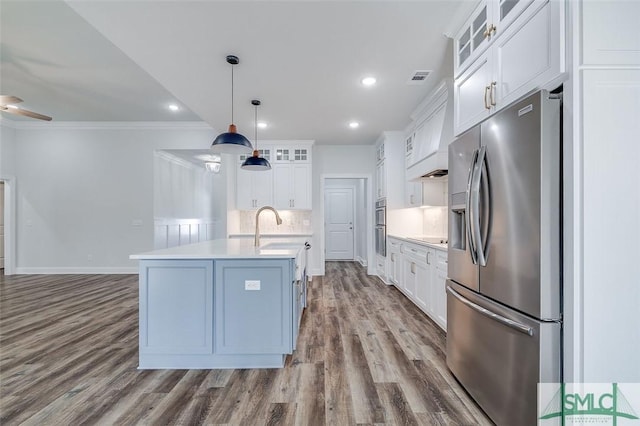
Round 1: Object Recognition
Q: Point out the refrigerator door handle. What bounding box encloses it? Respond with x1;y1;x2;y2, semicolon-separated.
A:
446;286;534;336
470;146;486;266
466;148;479;264
479;149;492;266
475;146;489;267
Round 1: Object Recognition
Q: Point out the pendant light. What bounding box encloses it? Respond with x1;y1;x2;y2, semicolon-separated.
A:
241;100;272;171
210;55;253;154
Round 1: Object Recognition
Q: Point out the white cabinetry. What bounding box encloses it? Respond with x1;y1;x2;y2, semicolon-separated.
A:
236;141;313;210
273;163;311;210
432;250;448;329
389;237;448;331
454;0;564;135
388;237;402;285
454;0;535;76
375;160;386;200
237;151;273;209
375;132;404;208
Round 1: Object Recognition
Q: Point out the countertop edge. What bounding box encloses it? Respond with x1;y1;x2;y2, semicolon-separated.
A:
387;234;448;251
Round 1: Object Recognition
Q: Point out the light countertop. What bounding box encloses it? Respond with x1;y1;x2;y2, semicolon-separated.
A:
130;237;309;260
387;234;448;251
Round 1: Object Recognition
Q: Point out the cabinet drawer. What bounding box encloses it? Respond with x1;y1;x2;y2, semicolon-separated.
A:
402;243;428;263
388;238;402;249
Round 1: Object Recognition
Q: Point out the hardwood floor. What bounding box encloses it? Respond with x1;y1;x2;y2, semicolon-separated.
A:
0;262;491;425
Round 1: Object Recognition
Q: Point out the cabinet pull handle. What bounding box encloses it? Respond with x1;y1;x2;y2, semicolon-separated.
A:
490;81;497;106
427;252;431;265
411;262;416;274
484;85;491;110
391;253;395;261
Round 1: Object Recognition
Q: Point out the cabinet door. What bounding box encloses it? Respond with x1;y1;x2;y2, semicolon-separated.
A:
236;167;255;209
376;161;386;199
254;170;274;208
139;260;214;355
291;164;311;209
455;0;492;76
413;260;430;312
402;257;416;298
214;259;293;354
273;164;291;209
434;264;448;330
237;167;273;209
582;0;640;65
405;181;423;207
493;0;535;38
493;0;561;111
454;48;494;135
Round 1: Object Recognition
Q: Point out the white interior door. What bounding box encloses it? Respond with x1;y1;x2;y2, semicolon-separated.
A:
325;187;354;260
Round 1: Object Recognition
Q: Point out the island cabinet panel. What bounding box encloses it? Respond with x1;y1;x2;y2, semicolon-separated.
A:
214;259;293;355
139;260;214;355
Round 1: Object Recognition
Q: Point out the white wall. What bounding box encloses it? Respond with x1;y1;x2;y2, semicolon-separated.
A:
1;121;221;273
0;123;17;176
312;144;376;275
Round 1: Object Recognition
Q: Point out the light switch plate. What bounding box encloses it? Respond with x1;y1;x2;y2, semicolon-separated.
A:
245;280;260;290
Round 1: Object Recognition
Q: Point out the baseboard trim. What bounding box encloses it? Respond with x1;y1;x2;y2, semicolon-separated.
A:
356;256;367;267
15;267;138;275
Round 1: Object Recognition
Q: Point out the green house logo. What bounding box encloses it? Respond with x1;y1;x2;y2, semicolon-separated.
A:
539;383;640;425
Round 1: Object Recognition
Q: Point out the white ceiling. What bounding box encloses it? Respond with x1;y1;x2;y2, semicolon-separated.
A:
1;0;471;145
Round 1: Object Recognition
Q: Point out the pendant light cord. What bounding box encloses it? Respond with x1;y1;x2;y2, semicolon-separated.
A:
231;64;234;124
254;103;258;149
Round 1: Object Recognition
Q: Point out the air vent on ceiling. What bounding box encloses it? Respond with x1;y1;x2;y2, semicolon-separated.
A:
407;70;431;85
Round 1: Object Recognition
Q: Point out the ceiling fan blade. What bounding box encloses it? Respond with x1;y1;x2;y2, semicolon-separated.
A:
0;95;23;105
1;106;52;121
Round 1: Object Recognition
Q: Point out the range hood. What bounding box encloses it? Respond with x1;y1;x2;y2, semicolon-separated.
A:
406;80;453;182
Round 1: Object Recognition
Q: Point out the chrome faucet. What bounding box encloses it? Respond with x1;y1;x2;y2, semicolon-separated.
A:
254;206;283;246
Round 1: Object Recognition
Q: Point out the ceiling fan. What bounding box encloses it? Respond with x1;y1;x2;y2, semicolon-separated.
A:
0;95;52;121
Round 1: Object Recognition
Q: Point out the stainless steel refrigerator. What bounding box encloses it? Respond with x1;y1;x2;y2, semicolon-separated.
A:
446;90;562;425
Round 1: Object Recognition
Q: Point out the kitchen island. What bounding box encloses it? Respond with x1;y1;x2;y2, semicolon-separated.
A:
130;237;308;369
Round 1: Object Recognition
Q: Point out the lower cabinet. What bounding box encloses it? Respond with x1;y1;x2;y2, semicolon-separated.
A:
138;258;301;369
388;238;402;285
389;239;448;331
139;260;214;355
214;259;293;355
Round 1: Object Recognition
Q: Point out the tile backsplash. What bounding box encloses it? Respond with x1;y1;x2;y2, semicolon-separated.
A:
422;206;448;238
238;210;313;234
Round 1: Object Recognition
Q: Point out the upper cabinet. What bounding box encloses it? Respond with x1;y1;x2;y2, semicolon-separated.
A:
453;0;565;135
454;0;535;77
235;141;313;210
273;163;311;210
374;131;404;208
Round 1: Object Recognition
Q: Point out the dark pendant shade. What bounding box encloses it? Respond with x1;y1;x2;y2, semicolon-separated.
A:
241;150;272;171
211;124;253;154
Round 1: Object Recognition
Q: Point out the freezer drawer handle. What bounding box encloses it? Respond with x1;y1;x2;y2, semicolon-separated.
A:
446;286;534;336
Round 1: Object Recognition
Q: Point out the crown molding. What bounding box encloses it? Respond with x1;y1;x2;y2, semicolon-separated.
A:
0;118;214;131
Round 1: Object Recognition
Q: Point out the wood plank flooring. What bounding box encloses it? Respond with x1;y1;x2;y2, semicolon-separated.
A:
0;262;491;425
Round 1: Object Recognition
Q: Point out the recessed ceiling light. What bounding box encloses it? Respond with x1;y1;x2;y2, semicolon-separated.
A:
168;104;180;112
257;122;268;129
349;121;360;129
361;77;377;86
